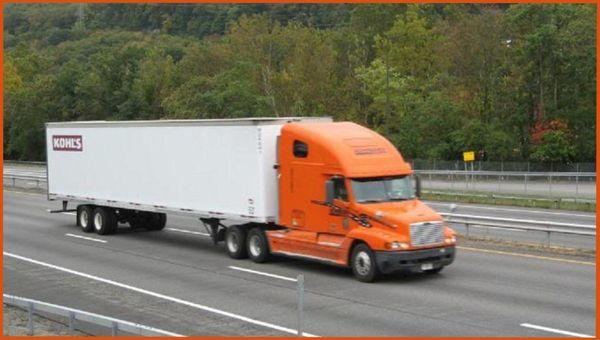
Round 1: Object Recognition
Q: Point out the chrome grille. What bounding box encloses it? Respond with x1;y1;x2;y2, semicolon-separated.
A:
410;222;444;247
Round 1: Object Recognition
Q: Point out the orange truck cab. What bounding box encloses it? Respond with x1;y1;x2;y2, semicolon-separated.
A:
256;121;456;282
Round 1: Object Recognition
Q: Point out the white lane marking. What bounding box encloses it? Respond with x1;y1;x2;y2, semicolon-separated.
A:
228;266;297;282
166;228;210;237
65;234;107;244
520;323;593;338
3;252;318;337
3;293;183;337
427;202;595;219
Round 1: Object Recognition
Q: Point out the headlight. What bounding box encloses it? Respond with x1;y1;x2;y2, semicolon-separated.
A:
444;236;456;244
386;241;410;249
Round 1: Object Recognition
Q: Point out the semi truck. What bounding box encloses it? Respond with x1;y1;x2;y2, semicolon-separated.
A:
46;117;456;282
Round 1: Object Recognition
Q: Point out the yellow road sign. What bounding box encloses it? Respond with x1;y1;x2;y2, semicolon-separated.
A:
463;151;475;162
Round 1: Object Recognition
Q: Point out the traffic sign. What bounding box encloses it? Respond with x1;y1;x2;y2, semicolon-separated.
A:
463;151;475;162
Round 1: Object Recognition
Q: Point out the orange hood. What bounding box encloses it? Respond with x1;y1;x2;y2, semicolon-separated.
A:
356;199;443;229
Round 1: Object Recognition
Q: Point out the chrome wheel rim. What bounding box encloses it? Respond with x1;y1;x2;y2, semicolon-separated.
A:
249;235;261;257
80;210;89;228
355;251;371;276
94;213;103;231
227;232;239;253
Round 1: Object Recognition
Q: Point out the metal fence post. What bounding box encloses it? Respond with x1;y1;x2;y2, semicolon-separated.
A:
6;302;10;336
111;321;118;336
68;311;75;335
297;274;304;337
575;165;580;202
497;174;501;193
27;301;34;336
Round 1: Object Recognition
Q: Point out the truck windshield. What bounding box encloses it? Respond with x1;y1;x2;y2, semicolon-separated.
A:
351;176;414;203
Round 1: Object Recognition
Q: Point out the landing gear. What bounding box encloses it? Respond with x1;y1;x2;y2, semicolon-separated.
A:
200;218;226;245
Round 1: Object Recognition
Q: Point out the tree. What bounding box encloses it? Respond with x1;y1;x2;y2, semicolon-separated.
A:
529;130;576;163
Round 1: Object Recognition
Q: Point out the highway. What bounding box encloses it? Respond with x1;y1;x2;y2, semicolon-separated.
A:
3;189;596;337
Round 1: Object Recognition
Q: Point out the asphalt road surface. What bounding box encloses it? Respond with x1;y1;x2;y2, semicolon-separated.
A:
4;190;596;337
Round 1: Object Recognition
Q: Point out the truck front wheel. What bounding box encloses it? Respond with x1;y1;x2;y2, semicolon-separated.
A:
247;228;271;263
225;226;247;259
77;205;94;233
351;244;379;283
92;207;117;235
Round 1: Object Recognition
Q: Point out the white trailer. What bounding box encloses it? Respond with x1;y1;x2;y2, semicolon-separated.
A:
46;117;330;235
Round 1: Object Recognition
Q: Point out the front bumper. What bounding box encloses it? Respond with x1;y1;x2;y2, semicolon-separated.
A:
375;246;456;274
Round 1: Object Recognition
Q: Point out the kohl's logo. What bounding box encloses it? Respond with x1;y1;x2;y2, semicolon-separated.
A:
53;135;83;151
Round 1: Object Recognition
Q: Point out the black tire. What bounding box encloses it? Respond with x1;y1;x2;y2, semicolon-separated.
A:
225;226;248;259
77;205;94;233
128;211;146;229
246;228;271;263
425;267;444;274
350;243;379;283
92;207;117;235
147;213;167;231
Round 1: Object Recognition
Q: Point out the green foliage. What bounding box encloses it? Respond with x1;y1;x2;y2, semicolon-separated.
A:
530;130;576;163
3;4;596;162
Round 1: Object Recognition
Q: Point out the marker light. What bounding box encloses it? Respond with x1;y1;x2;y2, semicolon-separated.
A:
386;241;410;249
444;237;456;244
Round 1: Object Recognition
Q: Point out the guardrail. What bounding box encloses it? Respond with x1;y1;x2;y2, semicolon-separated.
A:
3;294;182;336
414;170;596;178
442;212;595;245
4;174;46;188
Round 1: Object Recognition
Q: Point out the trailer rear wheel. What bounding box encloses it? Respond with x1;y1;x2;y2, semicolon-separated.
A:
351;243;379;283
247;228;271;263
93;207;117;235
225;226;247;259
77;205;94;233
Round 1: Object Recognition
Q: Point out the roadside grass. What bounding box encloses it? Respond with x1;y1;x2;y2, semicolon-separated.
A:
423;191;596;212
457;234;595;262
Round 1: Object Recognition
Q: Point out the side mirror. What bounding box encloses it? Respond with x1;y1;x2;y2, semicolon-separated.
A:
414;175;422;198
325;180;335;204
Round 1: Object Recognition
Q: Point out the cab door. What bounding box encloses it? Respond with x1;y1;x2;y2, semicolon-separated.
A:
324;176;351;235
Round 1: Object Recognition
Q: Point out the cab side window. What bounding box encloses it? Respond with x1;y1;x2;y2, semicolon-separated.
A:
293;140;308;158
332;177;348;201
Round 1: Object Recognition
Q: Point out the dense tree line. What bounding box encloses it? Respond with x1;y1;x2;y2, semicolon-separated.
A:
3;4;596;162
